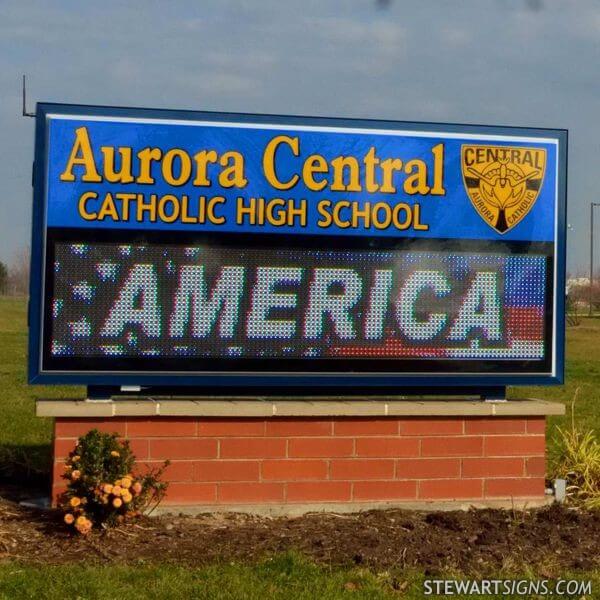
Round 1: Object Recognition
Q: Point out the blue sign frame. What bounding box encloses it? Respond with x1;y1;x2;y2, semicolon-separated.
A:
28;102;568;390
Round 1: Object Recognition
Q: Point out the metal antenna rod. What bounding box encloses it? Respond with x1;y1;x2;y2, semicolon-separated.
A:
22;75;35;118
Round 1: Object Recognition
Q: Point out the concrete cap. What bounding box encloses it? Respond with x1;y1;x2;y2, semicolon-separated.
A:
36;397;565;418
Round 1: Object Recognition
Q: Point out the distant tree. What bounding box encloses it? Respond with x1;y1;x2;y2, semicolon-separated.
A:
565;292;581;326
8;247;30;296
0;261;7;295
568;281;600;313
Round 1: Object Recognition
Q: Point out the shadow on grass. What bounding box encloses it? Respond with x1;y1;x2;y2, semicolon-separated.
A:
0;443;51;493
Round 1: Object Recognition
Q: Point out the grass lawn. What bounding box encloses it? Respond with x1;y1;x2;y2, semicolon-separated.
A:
0;296;599;598
0;297;82;480
511;316;600;454
0;295;597;474
0;554;401;600
0;554;598;600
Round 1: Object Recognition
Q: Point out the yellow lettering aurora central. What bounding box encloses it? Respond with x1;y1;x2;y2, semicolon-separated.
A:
59;127;446;197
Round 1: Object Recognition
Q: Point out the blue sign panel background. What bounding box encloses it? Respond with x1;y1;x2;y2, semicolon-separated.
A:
28;103;567;389
44;117;557;242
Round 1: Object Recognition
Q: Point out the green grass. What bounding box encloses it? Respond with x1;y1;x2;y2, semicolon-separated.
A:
0;555;396;600
0;297;599;597
0;295;597;477
0;297;82;479
0;554;598;600
512;318;600;455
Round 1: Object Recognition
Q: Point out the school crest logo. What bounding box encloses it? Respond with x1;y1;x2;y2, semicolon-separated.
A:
461;145;546;234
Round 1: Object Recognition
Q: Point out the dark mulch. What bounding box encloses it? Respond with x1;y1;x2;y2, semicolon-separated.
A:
1;487;599;575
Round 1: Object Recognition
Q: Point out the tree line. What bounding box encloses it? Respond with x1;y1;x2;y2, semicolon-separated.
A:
0;248;29;296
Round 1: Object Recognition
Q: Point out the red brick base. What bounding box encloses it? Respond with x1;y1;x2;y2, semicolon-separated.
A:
51;415;547;507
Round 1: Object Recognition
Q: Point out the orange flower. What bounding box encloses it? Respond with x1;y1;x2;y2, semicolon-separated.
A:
102;483;113;494
112;485;122;496
69;497;81;507
64;513;75;524
120;487;129;497
110;450;120;457
63;464;72;471
75;517;92;535
121;477;132;489
72;455;80;462
71;470;81;480
132;482;143;495
112;497;123;508
122;492;133;504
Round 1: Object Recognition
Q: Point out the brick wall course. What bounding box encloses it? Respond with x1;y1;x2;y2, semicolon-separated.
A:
52;416;548;506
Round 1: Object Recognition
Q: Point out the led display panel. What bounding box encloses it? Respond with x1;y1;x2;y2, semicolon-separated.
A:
48;241;548;363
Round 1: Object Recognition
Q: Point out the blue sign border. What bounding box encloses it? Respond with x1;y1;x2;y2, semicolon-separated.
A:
28;102;568;389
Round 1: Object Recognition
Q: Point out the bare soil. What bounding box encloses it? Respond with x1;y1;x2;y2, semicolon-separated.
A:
1;486;599;576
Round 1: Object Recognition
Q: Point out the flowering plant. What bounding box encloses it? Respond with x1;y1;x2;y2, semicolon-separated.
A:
60;429;169;535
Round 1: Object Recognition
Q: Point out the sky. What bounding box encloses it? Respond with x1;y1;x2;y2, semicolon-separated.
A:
0;0;598;274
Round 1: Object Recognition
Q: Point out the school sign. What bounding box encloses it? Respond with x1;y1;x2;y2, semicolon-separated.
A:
28;104;567;389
